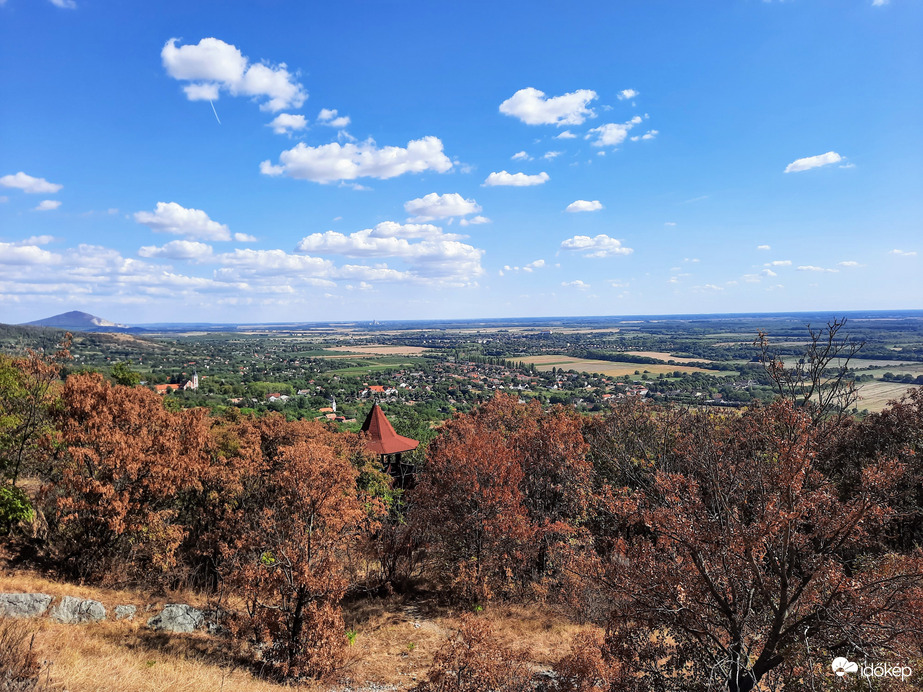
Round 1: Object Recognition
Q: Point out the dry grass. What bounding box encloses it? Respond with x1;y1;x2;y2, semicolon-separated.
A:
0;569;598;691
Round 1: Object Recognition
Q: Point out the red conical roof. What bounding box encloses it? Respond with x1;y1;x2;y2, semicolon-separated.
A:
361;404;420;455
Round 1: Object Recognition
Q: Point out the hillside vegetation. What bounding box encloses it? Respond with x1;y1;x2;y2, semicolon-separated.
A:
1;335;922;691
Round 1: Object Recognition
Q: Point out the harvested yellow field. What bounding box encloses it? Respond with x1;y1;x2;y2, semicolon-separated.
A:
519;355;715;377
857;382;921;413
624;351;714;364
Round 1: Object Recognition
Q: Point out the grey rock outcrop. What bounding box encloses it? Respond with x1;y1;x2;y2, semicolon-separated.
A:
147;604;203;633
115;605;137;620
0;593;53;618
50;595;106;624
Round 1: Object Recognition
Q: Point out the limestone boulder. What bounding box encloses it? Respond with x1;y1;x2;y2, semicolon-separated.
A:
0;593;53;618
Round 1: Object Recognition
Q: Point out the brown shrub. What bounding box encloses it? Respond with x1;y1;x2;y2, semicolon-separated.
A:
413;614;532;692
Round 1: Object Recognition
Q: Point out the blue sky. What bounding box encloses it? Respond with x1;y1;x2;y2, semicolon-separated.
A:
1;0;920;324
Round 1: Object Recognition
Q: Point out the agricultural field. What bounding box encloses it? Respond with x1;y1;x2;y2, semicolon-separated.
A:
856;381;923;413
622;350;715;364
519;354;725;378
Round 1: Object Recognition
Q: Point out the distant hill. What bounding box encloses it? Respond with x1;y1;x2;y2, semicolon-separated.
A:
24;311;131;332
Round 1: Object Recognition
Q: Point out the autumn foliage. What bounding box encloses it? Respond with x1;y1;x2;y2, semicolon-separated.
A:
2;344;922;688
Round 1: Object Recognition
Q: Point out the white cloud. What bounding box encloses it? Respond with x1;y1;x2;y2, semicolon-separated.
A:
757;244;771;251
555;130;577;140
617;89;639;101
268;113;307;135
404;192;481;221
561;280;591;290
0;172;63;194
765;260;792;266
630;130;658;142
664;222;676;227
565;200;603;213
260;136;452;183
233;233;257;242
784;151;843;173
483;170;549;187
134;201;231;241
560;234;633;258
797;265;838;273
20;235;56;246
0;242;60;265
889;249;917;257
586;116;643;147
872;0;889;6
459;215;491;227
294;222;484;284
761;269;777;277
543;151;563;160
511;151;531;161
837;260;861;267
317;108;350;128
138;240;214;261
499;87;597;126
34;200;61;211
49;0;77;8
504;259;546;274
161;38;307;112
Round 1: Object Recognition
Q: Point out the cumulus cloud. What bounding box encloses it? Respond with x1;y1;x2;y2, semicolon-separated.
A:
499;87;597;126
765;260;792;266
0;241;60;265
512;151;531;161
586;116;643;147
617;89;639;100
0;172;63;194
837;260;861;267
797;265;838;273
784;151;843;173
630;130;658;142
234;233;257;242
134;202;231;241
560;234;633;258
404;192;482;221
268;113;307;135
483;170;549;187
34;200;61;211
294;222;483;284
889;249;917;257
161;37;307;112
757;244;771;251
555;130;577;140
260;136;452;183
459;215;491;227
561;280;591;290
565;200;603;213
503;259;546;273
138;240;214;261
317;108;350;128
761;269;777;277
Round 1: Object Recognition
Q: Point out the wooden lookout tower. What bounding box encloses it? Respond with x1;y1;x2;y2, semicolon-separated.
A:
361;403;420;489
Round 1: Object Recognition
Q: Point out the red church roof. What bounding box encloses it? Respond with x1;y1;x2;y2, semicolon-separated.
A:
361;404;419;456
